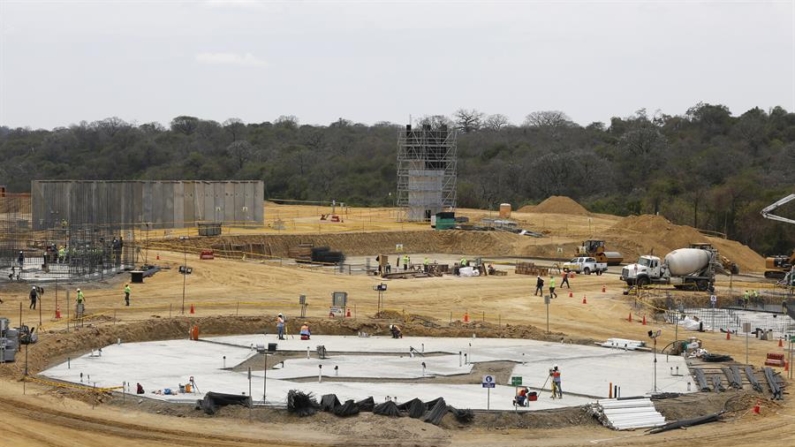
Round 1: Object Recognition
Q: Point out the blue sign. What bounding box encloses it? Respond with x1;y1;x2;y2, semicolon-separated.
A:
482;375;496;388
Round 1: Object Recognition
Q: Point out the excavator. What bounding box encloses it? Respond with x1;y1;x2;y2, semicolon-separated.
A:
761;194;795;280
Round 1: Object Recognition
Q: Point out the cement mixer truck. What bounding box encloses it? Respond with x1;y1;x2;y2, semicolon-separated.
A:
620;247;723;292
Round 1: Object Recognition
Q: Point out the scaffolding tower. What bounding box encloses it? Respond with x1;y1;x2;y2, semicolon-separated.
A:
396;124;457;222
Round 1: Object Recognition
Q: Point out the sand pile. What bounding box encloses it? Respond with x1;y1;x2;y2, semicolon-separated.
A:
530;196;589;215
517;204;535;213
606;214;764;273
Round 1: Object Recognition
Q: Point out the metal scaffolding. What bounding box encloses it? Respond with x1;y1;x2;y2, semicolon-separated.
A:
1;187;136;283
396;124;457;222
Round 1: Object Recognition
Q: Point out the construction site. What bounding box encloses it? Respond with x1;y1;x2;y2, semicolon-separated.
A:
2;174;795;446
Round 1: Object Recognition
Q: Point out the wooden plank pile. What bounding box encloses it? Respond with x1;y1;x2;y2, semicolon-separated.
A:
288;243;313;263
515;262;549;276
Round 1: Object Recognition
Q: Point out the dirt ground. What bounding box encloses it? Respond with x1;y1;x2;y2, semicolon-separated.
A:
0;198;792;447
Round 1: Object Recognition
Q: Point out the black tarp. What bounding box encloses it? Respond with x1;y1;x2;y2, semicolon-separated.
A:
287;390;320;417
199;392;251;415
320;394;341;412
373;400;402;417
448;406;474;423
421;398;447;425
398;398;426;418
333;399;361;417
355;396;375;412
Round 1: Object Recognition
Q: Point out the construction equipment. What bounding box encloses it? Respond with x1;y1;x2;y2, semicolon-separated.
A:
761;194;795;279
765;250;795;279
621;247;725;291
689;243;739;274
577;240;623;266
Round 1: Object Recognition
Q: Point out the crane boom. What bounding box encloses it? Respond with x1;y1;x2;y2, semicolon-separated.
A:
761;194;795;225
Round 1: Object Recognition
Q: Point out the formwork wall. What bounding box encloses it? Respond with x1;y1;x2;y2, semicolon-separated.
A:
31;181;264;230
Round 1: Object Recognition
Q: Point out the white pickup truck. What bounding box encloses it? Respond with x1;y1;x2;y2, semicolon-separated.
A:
561;257;608;275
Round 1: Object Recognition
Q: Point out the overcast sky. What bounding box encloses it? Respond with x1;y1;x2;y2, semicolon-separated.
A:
1;0;793;130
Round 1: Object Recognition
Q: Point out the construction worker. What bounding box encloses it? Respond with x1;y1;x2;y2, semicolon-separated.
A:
124;284;131;306
58;246;65;264
551;365;562;399
29;286;38;310
299;322;311;340
18;251;24;268
276;313;285;340
549;275;557;298
561;271;570;288
76;288;85;305
534;275;544;296
390;324;403;338
743;290;750;309
403;254;409;271
460;257;467;267
423;257;429;273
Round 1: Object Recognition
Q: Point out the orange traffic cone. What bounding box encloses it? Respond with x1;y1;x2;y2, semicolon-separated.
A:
779;338;784;348
642;315;647;325
602;285;606;293
190;304;195;314
726;331;731;340
753;400;761;414
346;308;351;318
628;313;632;322
582;295;587;304
569;291;573;298
785;362;790;372
463;312;470;323
55;304;61;319
157;253;160;260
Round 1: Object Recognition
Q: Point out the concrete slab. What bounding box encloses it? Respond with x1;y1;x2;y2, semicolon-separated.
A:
41;334;696;412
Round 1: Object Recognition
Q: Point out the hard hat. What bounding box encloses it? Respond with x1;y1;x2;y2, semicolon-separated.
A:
77;288;81;291
278;313;283;317
389;324;394;329
553;364;558;369
32;286;36;289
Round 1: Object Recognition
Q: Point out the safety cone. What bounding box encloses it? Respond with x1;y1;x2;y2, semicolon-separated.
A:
463;312;470;323
753;400;761;415
190;304;195;315
602;285;606;293
569;291;573;298
642;315;647;326
157;253;160;260
346;308;351;318
785;362;789;372
582;295;587;304
55;304;61;319
726;331;731;340
628;313;632;322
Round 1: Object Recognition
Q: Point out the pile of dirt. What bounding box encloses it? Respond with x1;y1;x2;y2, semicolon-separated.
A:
531;196;590;215
606;215;764;273
517;204;535;213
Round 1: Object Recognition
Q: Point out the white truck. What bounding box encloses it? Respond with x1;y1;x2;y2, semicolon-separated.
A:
561;257;608;275
621;247;721;291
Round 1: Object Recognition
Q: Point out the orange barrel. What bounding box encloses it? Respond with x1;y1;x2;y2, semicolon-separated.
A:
499;203;512;218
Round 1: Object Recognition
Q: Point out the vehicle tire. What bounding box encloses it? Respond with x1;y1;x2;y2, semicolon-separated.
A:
583;268;591;275
637;276;649;288
696;280;708;291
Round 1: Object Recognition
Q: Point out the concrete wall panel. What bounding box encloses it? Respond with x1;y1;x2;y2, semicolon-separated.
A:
32;181;264;230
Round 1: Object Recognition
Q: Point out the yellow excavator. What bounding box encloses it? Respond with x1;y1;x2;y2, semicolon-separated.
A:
761;194;795;280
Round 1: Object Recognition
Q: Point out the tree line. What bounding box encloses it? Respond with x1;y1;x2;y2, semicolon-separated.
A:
1;102;794;255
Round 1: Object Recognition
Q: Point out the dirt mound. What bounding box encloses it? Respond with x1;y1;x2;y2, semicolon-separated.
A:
532;196;589;215
606;214;764;273
517;204;535;213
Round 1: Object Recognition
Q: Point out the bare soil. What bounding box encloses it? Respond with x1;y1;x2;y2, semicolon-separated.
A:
0;199;791;447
